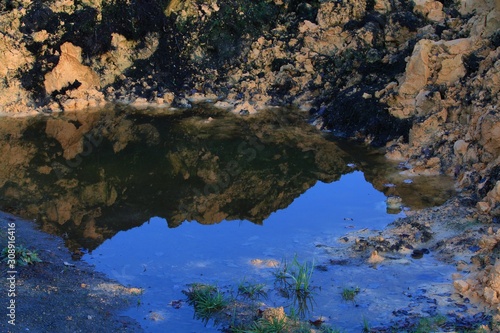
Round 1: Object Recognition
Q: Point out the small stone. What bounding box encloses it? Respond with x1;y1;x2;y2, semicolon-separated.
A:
454;139;469;156
411;249;424;259
483;287;499;304
368;250;384;264
454;280;470;293
386;196;403;210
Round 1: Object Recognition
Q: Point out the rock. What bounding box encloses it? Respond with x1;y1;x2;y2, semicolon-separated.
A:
453;139;469;156
413;0;445;22
460;0;500;36
316;0;366;28
298;20;319;33
478;201;492;213
398;39;433;96
484;286;500;304
409;109;447;148
186;92;218;103
374;0;391;13
368;250;384;264
386;196;403;210
261;307;286;323
479;115;500;157
415;90;440;117
454;279;470;293
213;101;234;110
442;38;473;55
233;101;257;115
172;97;192;108
485;181;500;209
436;54;466;85
44;42;101;94
45;118;84;160
411;249;424;259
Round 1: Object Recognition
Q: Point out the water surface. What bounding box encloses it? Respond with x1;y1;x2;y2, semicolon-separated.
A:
0;106;457;331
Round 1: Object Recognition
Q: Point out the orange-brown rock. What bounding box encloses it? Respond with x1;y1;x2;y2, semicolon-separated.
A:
44;42;101;95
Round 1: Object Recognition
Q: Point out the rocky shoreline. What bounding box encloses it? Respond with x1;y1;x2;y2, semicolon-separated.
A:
1;0;500;331
1;0;499;204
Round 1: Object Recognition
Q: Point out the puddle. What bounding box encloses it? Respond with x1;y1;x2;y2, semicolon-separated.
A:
84;173;456;332
0;105;458;332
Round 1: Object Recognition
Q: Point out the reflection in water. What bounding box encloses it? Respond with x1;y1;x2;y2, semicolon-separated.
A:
0;106;454;253
0;106;459;332
0;106;350;251
84;173;451;333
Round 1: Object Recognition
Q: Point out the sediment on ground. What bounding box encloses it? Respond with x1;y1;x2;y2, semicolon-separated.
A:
0;212;144;333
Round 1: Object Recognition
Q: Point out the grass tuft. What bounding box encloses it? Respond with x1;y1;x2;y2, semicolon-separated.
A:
273;255;314;293
341;287;360;302
184;283;229;324
237;280;267;300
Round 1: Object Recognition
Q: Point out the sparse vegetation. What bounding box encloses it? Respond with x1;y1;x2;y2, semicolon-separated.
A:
412;315;447;333
362;316;370;333
1;244;42;266
341;287;360;302
237;280;267;299
184;283;229;324
248;316;288;333
183;256;331;332
273;256;314;293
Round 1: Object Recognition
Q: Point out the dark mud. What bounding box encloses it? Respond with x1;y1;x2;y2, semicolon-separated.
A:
0;212;143;333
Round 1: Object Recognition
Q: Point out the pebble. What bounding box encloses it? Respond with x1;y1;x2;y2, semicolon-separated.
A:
411;249;424;259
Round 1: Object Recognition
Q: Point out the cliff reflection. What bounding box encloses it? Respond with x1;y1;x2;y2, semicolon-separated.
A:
0;106;351;250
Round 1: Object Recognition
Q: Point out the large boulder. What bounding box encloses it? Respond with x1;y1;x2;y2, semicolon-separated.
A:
388;38;472;119
413;0;445;22
44;42;101;95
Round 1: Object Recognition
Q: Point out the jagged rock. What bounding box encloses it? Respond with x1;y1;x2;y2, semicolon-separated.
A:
454;139;469;156
454;279;470;293
44;42;101;95
414;0;445;22
478;113;500;157
398;39;433;97
317;0;366;28
461;0;500;37
368;250;385;264
436;54;466;85
374;0;391;14
261;307;286;323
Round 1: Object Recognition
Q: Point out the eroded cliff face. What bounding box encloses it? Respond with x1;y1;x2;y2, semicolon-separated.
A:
1;0;497;205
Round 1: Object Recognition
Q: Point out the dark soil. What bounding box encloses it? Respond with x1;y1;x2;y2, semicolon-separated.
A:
0;212;143;333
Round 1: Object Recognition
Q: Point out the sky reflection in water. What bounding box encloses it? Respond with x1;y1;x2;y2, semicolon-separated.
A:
85;171;411;332
0;107;456;332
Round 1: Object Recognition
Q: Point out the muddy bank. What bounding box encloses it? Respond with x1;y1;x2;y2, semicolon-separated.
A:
0;211;143;333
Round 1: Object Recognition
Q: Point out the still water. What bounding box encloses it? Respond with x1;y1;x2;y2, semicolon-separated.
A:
0;106;456;332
